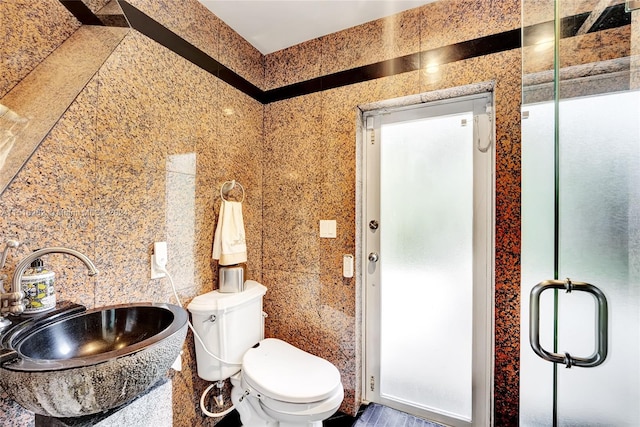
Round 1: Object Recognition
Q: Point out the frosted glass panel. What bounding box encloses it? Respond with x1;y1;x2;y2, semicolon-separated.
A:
521;91;640;426
379;113;473;421
556;91;640;426
520;102;556;427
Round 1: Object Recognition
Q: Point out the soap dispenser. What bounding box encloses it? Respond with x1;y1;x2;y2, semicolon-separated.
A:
21;257;56;313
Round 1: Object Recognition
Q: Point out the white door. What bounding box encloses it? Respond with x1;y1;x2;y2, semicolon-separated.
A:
362;94;494;427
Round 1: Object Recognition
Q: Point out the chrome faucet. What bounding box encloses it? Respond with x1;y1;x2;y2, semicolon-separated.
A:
0;246;98;328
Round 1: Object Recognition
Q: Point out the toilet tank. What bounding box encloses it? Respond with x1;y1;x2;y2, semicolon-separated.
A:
187;280;267;381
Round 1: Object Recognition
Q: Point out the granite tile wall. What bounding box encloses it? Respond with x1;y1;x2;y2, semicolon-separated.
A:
125;0;264;90
0;1;262;426
522;0;623;26
1;0;634;426
1;0;522;424
0;0;80;98
82;0;112;14
262;0;522;421
261;0;630;423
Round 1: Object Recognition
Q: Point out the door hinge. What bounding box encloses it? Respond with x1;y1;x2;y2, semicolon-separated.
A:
366;116;374;130
370;375;375;392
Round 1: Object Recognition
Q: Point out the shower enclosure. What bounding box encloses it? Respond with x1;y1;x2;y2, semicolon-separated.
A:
520;1;640;425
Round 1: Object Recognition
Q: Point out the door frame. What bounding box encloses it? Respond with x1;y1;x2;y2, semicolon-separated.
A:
357;91;496;426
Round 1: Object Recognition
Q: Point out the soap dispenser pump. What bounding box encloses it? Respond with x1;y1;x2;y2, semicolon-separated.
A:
21;257;56;313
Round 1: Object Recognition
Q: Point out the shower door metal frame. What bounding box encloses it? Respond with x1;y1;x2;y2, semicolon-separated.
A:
359;93;495;427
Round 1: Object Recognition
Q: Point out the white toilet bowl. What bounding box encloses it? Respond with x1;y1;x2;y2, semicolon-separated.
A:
230;338;344;427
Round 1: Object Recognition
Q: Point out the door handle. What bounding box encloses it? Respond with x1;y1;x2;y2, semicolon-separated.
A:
368;252;379;262
529;278;608;368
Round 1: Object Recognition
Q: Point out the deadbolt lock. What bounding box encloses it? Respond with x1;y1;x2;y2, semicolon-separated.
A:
369;220;379;230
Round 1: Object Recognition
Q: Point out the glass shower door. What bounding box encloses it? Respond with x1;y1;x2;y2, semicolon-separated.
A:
521;91;640;425
521;1;640;424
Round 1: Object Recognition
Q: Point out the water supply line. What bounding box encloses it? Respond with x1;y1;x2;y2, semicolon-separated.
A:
200;381;237;418
155;264;242;418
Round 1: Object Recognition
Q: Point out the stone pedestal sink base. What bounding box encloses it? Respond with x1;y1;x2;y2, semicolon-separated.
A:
34;378;172;426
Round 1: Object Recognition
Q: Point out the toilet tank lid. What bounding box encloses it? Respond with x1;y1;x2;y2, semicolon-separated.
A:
187;280;266;313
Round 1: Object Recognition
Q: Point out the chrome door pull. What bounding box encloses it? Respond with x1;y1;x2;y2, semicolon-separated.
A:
368;252;379;262
529;278;608;368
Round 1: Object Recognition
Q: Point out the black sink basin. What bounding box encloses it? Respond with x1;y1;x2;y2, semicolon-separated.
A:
0;302;188;417
8;304;183;369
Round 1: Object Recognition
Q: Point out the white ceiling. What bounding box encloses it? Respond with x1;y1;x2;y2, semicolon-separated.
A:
198;0;435;55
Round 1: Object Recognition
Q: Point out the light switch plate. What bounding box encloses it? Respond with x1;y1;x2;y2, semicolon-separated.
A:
319;220;337;238
151;241;167;279
343;254;354;278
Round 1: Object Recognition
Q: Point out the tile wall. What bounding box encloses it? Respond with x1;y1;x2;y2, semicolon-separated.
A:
0;1;263;425
1;0;632;425
262;0;522;421
0;0;80;98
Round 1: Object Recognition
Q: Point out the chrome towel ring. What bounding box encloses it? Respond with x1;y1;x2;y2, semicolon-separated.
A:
220;180;245;203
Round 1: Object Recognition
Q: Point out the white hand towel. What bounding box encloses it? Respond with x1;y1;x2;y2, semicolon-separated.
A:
212;200;247;266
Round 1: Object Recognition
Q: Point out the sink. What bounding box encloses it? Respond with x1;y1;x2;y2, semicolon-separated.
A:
0;303;188;418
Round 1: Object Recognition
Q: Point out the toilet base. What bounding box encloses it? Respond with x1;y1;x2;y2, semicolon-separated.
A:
232;386;323;427
230;373;338;427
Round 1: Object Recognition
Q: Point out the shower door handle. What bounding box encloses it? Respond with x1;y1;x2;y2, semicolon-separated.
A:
529;278;608;368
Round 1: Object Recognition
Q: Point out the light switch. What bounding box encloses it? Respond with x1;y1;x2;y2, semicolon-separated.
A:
319;220;337;238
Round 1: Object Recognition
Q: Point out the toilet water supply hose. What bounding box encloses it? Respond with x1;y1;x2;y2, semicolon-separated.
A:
158;265;242;418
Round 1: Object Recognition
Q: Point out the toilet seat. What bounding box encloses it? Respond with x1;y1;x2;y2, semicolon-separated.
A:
242;338;342;404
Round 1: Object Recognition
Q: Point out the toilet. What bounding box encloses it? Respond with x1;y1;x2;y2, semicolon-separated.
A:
187;280;344;426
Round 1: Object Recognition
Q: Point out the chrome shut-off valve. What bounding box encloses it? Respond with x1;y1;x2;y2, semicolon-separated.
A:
0;240;23;329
